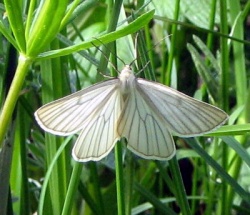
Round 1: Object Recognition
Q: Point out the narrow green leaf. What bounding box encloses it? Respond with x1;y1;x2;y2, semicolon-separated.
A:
221;136;250;169
4;0;26;52
27;0;69;56
185;138;250;203
37;10;155;60
134;183;177;215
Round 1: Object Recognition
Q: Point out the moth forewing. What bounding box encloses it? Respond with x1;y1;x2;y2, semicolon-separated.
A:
34;79;121;135
136;78;228;136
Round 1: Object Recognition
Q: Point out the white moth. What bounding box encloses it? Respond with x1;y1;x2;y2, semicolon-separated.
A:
35;65;228;162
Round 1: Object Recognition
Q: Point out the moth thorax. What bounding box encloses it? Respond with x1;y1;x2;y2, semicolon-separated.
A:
119;65;136;94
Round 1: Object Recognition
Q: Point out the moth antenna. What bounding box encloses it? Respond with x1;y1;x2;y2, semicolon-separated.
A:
91;41;118;78
92;38;127;74
130;33;172;67
136;61;151;76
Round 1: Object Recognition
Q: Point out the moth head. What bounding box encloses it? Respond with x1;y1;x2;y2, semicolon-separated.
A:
119;65;136;94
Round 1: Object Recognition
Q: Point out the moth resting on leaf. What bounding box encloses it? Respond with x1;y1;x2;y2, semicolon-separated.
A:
35;65;228;162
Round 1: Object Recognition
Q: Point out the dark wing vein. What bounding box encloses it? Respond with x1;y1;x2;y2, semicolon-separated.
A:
72;89;123;161
137;79;228;136
118;89;175;160
35;79;120;135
